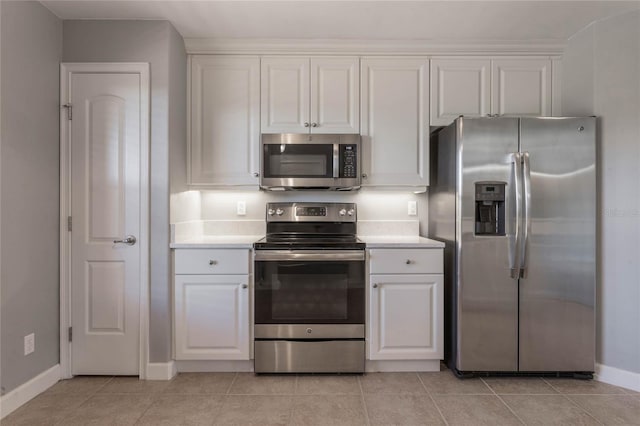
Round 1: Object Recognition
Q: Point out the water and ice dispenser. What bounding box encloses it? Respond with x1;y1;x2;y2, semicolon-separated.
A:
475;182;506;236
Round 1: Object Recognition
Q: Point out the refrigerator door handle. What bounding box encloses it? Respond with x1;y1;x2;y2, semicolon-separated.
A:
511;152;523;279
520;151;532;278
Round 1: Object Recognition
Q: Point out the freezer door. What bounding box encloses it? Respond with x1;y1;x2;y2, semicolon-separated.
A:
457;117;520;372
518;117;596;372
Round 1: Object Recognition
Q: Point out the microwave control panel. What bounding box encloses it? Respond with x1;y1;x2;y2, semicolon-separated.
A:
340;145;358;178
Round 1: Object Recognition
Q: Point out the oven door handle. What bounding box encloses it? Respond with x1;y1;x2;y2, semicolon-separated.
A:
254;250;365;261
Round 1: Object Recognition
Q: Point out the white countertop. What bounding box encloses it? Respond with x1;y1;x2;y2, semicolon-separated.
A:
170;235;445;249
358;235;445;248
170;235;262;249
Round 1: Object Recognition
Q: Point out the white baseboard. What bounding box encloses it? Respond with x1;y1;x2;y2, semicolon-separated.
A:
0;364;61;419
366;360;441;372
595;363;640;392
146;361;177;380
176;360;254;372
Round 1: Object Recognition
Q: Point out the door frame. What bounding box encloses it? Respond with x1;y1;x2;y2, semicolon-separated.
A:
59;62;150;379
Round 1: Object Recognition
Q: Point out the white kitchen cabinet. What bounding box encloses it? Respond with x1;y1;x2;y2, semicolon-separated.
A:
189;56;260;186
430;57;553;125
261;56;359;134
430;58;491;126
368;248;443;361
174;249;251;360
360;57;430;186
492;58;552;117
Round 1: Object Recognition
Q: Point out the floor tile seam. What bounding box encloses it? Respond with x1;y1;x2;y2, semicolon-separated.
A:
131;395;164;426
50;391;95;426
357;374;372;426
559;393;606;426
416;370;449;426
480;377;526;426
224;372;239;394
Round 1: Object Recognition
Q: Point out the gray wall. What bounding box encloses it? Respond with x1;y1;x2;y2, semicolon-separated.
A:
0;1;62;394
63;20;186;363
563;10;640;374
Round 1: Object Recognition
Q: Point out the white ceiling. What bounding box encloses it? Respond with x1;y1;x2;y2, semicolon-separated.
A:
41;1;640;42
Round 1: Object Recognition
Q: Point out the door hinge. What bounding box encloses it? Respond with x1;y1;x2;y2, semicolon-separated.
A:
67;216;72;232
68;327;72;342
62;103;72;120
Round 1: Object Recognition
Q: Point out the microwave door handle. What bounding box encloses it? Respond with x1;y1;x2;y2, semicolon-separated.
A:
333;145;340;178
511;152;523;279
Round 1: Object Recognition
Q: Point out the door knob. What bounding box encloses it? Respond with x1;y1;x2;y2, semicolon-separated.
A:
113;235;136;245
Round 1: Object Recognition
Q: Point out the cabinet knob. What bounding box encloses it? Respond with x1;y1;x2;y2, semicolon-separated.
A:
373;283;378;288
304;122;310;127
253;172;259;177
209;260;217;265
362;173;368;179
406;259;412;265
311;122;318;127
242;284;248;289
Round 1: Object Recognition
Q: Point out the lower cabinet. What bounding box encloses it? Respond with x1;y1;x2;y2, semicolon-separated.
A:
173;249;251;360
368;248;444;361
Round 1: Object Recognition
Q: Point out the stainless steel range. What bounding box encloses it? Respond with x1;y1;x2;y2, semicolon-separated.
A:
253;202;365;373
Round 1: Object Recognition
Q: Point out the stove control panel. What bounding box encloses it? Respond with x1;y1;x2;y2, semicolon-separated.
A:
266;202;357;222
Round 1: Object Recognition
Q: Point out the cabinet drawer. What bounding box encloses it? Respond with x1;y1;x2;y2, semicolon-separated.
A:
174;249;250;274
369;249;443;274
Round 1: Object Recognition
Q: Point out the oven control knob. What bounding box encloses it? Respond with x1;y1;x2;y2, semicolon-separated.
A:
339;209;347;216
347;209;355;216
268;208;275;216
276;208;284;216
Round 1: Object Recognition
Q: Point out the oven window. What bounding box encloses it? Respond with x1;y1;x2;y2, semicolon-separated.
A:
263;144;333;178
255;260;364;324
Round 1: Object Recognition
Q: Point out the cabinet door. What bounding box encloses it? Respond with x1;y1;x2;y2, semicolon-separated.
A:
369;274;443;360
261;57;310;133
190;56;260;186
492;58;552;116
175;275;250;360
310;57;359;133
430;58;491;126
361;58;430;186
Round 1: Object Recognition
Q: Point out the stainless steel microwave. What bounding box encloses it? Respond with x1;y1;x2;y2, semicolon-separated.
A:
260;134;361;190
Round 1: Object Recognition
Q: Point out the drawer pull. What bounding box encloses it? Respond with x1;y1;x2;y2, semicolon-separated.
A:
209;260;218;265
373;283;378;288
242;284;248;289
406;259;412;265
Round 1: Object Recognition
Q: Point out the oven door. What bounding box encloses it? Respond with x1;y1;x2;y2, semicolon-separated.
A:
254;250;365;327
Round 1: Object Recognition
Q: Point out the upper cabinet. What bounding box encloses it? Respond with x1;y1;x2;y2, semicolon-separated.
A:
430;57;553;126
189;55;260;186
491;58;551;117
360;57;430;186
261;56;360;134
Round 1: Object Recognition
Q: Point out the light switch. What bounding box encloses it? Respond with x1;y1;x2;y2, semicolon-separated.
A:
237;201;246;216
408;200;417;216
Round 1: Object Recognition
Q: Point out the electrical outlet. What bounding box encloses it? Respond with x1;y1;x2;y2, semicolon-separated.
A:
237;201;246;216
408;200;417;216
24;333;35;356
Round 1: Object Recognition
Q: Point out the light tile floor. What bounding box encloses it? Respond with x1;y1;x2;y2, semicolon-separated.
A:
3;368;640;425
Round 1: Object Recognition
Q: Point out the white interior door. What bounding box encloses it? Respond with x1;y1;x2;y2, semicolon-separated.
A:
68;70;143;375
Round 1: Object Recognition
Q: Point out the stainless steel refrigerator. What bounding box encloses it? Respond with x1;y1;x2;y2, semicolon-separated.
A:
429;117;596;377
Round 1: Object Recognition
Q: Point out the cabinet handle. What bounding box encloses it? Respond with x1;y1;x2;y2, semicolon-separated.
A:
242;284;248;289
406;259;412;265
253;172;259;177
362;173;368;179
209;260;217;265
304;122;310;127
311;122;318;127
373;283;378;288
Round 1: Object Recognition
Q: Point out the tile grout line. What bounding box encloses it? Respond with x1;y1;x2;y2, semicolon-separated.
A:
416;372;450;426
131;393;161;426
480;377;526;425
541;378;605;426
51;376;117;425
225;372;239;395
288;375;298;425
357;374;372;426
